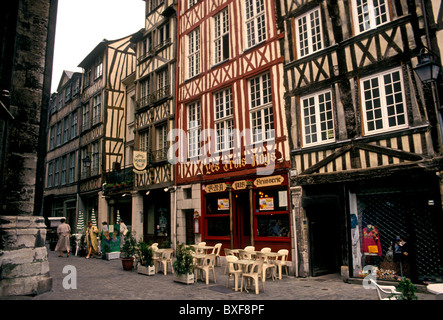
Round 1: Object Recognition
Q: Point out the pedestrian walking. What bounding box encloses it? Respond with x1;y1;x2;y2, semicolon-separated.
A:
118;219;127;248
85;220;99;259
54;218;71;257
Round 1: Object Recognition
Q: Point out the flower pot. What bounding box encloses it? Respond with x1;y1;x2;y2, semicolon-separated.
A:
173;272;194;284
137;263;155;276
121;258;134;271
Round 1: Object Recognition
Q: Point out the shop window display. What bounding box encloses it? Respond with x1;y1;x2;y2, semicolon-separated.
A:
352;196;411;281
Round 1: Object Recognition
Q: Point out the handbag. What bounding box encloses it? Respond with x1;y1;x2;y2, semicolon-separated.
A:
368;245;379;254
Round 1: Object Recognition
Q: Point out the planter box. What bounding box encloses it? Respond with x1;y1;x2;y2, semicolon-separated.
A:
137;263;155;276
106;252;121;260
173;273;194;284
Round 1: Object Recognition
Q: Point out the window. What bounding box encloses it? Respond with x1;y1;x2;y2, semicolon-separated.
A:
91;141;100;176
69;152;76;183
92;94;101;125
56;121;62;146
249;73;274;143
296;7;323;58
47;162;53;188
245;0;266;48
63;116;69;143
82;103;90;131
58;94;63;110
73;78;80;96
49;126;55;150
65;85;71;102
140;76;151;107
71;112;77;139
188;27;201;78
94;57;103;80
360;68;407;135
158;22;170;48
139;130;150;152
61;155;67;185
141;33;152;59
353;0;389;34
214;88;233;151
155;123;168;161
301;90;335;146
213;8;229;65
157;68;169;99
187;101;201;158
54;158;60;186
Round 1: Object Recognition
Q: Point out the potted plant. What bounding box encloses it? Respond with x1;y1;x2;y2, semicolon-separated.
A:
121;230;136;271
395;277;418;300
136;241;155;276
173;242;195;284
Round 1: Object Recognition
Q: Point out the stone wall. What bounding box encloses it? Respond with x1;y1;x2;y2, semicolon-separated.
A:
0;216;52;297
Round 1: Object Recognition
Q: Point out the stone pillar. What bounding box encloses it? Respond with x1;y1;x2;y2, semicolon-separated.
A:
290;185;310;277
0;0;57;298
98;191;108;226
131;191;143;242
0;216;52;297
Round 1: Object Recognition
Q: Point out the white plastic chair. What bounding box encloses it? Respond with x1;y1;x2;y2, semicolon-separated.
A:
195;254;216;284
226;255;242;291
260;247;271;253
156;248;173;275
255;252;276;282
241;260;264;294
372;280;402;300
211;243;222;266
275;249;289;279
244;246;255;252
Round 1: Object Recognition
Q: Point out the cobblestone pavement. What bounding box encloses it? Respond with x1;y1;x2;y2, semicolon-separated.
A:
28;250;435;302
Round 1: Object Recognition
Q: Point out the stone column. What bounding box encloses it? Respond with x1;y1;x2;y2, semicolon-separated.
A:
0;216;52;296
290;185;310;277
131;191;143;242
0;0;57;297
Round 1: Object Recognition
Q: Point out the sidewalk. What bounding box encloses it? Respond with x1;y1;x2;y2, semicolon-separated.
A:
29;250;434;301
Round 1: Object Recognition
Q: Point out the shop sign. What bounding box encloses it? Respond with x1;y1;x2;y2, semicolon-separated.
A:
205;182;227;193
203;152;276;175
133;151;148;172
232;180;247;190
253;175;284;188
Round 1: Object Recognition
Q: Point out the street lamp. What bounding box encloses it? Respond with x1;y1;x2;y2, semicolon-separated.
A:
414;47;443;154
414;47;442;84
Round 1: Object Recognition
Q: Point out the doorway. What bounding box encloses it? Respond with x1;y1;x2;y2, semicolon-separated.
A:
307;202;342;276
233;192;252;248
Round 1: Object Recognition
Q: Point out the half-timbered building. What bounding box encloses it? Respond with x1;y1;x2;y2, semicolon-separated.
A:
277;0;443;282
44;71;82;232
78;36;136;229
129;0;177;244
174;0;292;255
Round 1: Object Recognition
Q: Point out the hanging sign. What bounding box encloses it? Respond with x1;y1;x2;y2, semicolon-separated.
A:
232;180;247;190
133;151;148;172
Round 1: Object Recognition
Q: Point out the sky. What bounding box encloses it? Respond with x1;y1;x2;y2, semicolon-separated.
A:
51;0;146;93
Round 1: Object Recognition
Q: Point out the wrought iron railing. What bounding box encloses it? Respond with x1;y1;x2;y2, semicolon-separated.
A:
137;85;170;110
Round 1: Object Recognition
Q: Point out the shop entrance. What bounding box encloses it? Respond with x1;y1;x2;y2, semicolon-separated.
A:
307;202;341;276
233;192;252;248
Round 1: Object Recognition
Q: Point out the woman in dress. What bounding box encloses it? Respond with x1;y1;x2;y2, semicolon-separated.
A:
55;218;71;257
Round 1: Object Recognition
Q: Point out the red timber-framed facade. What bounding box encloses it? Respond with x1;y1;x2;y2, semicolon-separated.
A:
174;0;292;259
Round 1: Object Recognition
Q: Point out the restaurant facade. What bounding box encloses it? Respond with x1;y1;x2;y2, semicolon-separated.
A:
173;0;293;261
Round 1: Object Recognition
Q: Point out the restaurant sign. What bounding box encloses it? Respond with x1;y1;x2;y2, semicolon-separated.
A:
204;175;285;193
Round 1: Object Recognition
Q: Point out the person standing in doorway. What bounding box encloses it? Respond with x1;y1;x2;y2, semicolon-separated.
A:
85;220;99;259
55;218;71;257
